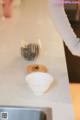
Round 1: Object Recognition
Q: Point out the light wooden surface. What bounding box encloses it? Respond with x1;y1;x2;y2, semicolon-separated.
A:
70;84;80;120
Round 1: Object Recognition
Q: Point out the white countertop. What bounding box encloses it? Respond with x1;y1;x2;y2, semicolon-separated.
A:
0;40;74;120
0;0;74;119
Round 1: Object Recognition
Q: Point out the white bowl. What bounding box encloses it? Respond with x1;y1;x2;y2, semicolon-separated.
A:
25;72;54;95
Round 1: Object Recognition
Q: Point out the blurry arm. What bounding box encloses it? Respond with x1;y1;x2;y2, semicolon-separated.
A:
48;0;80;56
